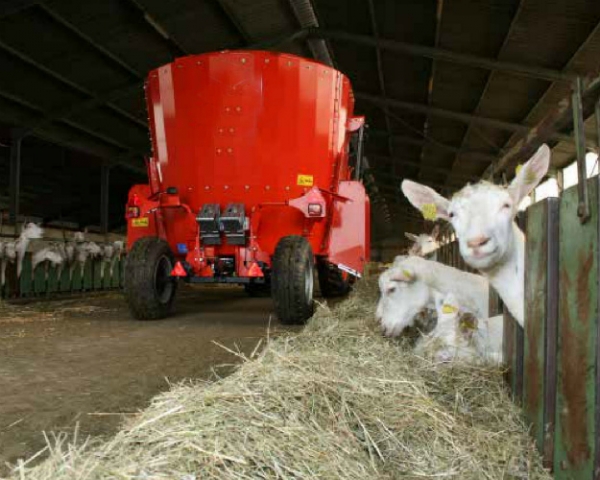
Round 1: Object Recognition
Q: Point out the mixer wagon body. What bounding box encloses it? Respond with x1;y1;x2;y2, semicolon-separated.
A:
123;50;370;324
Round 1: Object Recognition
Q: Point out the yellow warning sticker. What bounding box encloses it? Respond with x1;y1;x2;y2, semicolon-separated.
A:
132;217;149;227
442;304;459;314
297;174;314;187
421;203;437;221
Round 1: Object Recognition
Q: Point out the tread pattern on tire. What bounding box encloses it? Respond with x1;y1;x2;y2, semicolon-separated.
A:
317;262;351;298
123;237;177;320
271;235;315;325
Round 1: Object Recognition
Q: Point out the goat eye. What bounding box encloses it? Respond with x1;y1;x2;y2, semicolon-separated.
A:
448;212;455;219
502;202;511;210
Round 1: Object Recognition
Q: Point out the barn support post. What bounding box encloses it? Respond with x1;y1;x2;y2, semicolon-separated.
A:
523;197;559;469
9;132;22;231
572;77;590;223
100;164;110;235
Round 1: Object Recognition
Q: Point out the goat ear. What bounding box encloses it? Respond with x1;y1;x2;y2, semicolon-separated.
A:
388;266;416;283
404;232;419;242
401;180;451;221
508;144;550;204
430;224;440;240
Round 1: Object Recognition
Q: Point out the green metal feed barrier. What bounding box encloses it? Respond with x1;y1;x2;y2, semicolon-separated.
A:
0;255;125;299
436;179;600;479
506;176;600;479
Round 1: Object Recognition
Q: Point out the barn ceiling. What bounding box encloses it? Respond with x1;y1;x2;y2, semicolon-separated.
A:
1;0;600;236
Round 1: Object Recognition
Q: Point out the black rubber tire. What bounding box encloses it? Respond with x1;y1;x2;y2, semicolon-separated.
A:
317;261;351;298
123;237;177;320
244;283;271;297
271;236;315;325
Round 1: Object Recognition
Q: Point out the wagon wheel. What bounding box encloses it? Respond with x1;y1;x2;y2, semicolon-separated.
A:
271;236;315;325
123;237;177;320
317;261;352;298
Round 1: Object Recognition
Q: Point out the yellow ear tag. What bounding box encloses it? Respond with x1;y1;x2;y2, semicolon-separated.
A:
441;304;458;314
421;203;437;221
402;269;413;280
515;164;523;176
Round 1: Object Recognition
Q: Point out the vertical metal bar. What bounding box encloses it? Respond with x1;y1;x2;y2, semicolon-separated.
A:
572;77;590;223
596;98;600;149
100;164;110;235
9;134;22;229
595;171;600;480
544;198;560;469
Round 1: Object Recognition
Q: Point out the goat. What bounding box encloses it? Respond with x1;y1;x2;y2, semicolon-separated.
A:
1;223;44;287
405;224;440;258
401;143;550;327
74;241;102;279
32;244;65;281
414;292;503;364
376;255;489;338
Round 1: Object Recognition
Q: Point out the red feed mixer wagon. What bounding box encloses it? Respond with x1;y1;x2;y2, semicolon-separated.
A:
123;50;370;324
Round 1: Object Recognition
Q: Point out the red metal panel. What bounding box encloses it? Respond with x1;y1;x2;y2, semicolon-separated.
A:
327;181;370;275
145;51;353;212
130;50;366;277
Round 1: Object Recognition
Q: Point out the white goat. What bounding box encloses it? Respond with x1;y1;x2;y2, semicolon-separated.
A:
1;223;44;287
415;292;504;364
405;224;440;258
74;241;102;279
414;292;478;362
375;255;489;338
401;144;550;327
99;241;125;280
32;245;65;281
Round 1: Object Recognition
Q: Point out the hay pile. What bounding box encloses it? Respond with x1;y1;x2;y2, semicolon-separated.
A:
7;280;549;479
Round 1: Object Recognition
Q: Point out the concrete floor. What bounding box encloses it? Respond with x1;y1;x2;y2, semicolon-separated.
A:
0;285;298;473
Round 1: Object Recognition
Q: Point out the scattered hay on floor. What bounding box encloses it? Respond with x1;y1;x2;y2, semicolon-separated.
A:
6;280;550;479
0;296;119;324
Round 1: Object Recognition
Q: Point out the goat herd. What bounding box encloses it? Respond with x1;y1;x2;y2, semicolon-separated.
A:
375;143;551;364
0;225;124;288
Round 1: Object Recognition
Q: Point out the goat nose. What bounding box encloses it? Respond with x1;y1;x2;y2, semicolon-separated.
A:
467;236;490;248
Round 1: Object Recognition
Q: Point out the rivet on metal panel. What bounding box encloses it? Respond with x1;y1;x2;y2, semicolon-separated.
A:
244;185;249;190
236;106;241;112
229;128;234;133
225;107;231;113
216;148;222;155
196;61;202;65
227;148;233;154
224;186;229;190
204;186;210;190
265;186;271;190
218;128;224;134
264;58;270;64
287;61;292;66
285;186;290;191
241;58;246;64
